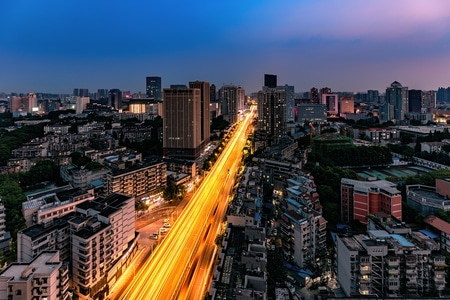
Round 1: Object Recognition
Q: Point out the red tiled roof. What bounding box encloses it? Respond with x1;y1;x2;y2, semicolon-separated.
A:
424;215;450;235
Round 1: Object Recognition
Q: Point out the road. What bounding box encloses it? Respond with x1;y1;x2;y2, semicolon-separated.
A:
121;108;255;299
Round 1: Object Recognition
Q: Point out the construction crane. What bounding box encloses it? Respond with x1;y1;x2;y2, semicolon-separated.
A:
309;122;314;145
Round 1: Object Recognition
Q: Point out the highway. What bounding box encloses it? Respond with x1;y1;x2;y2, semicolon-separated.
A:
121;108;255;299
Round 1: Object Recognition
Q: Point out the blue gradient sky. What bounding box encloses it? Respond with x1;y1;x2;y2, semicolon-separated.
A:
1;0;450;94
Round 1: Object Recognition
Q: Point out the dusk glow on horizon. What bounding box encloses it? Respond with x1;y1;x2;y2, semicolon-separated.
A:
1;0;450;94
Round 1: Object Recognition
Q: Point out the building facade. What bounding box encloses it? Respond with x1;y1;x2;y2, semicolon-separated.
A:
341;178;402;224
146;76;162;101
162;88;202;159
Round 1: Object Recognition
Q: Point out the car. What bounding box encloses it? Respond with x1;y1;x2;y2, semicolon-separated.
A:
163;218;169;223
159;227;167;234
163;223;170;228
150;233;159;239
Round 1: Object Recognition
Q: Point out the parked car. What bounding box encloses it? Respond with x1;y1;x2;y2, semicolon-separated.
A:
159;227;167;234
150;233;159;240
163;218;169;223
163;223;170;228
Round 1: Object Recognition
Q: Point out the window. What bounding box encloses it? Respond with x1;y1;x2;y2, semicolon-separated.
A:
16;289;22;295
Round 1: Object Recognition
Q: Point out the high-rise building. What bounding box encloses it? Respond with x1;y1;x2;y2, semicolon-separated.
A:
408;89;422;113
310;87;319;104
264;74;277;88
163;87;202;159
340;96;354;115
73;88;89;97
422;90;436;112
76;96;90;114
189;81;211;148
108;89;122;110
218;85;243;124
367;89;379;103
257;75;287;146
381;81;408;123
321;93;339;115
146;76;162;100
278;85;295;122
210;84;216;103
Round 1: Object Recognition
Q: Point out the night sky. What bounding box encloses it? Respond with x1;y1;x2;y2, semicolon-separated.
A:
1;0;450;94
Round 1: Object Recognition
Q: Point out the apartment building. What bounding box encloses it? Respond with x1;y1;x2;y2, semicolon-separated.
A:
341;178;402;224
70;193;136;300
60;165;108;189
0;251;70;300
103;159;167;198
336;230;447;297
424;215;450;253
280;198;327;269
0;199;10;253
22;185;95;227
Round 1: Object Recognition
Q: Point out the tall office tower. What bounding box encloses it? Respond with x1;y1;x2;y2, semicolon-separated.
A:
264;74;277;88
277;85;295;122
340;97;354;114
189;81;211;148
210;84;216;102
408;89;422;113
310;87;319;103
73;88;79;97
436;87;450;103
76;96;90;114
163;88;202;159
108;89;122;109
257;81;287;146
422;90;436;112
218;85;242;123
380;81;408;123
367;89;379;103
321;93;339;116
146;76;162;100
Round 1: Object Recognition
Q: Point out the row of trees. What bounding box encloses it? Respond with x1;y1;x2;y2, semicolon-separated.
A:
307;145;392;168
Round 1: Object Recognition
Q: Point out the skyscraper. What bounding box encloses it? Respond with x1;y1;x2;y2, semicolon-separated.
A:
146;76;162;100
310;87;319;104
189;81;211;148
277;85;295;122
257;75;287;146
382;81;408;123
264;74;277;88
108;89;122;110
408;89;422;113
162;87;202;159
321;93;339;116
218;85;244;124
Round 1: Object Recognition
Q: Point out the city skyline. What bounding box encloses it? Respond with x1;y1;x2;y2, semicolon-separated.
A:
1;0;450;94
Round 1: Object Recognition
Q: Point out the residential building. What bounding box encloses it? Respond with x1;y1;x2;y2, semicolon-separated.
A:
218;85;243;124
424;215;450;253
108;89;122;110
0;199;10;253
103;159;167;198
70;193;136;300
189;81;211;149
76;96;90;114
145;76;162;100
257;79;287;146
162;87;202;159
341;178;402;224
0;251;70;300
22;185;95;227
60;165;108;190
380;81;408;123
336;230;447;297
280;198;327;269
